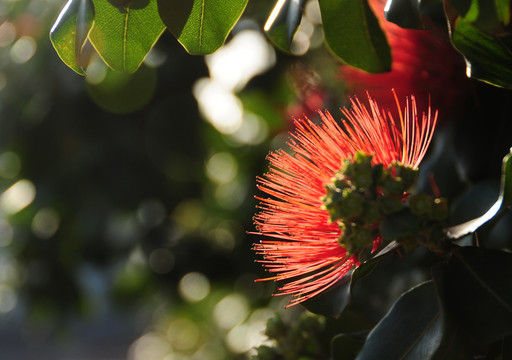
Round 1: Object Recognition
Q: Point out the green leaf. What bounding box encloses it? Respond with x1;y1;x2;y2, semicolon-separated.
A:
331;332;365;360
88;0;165;73
384;0;423;29
445;11;512;88
158;0;248;55
319;0;391;73
264;0;306;53
301;255;380;318
495;0;511;25
449;0;504;34
445;150;512;238
357;280;472;360
439;246;512;344
50;0;95;75
357;281;441;359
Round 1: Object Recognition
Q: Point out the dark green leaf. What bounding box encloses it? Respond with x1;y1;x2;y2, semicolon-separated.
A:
356;279;472;360
448;16;512;88
264;0;306;53
439;247;512;344
158;0;248;55
88;0;165;73
356;281;443;360
384;0;423;29
445;150;512;238
331;332;365;360
319;0;391;73
50;0;95;75
302;256;380;318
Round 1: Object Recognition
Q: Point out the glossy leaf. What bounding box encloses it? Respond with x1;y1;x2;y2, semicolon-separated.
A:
357;280;471;360
264;0;306;53
445;150;512;238
384;0;423;29
50;0;95;75
439;246;512;344
319;0;391;73
444;6;512;88
88;0;165;73
158;0;248;55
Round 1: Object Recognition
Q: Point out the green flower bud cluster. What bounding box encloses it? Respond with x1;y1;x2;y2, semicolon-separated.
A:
321;151;447;254
253;313;327;360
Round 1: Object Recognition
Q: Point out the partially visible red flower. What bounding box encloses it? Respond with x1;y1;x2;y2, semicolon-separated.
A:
339;0;467;123
253;92;437;307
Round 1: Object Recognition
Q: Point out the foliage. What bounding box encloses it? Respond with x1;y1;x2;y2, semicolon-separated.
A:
2;0;512;358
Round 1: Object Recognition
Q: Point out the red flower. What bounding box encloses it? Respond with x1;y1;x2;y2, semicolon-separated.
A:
339;0;467;123
253;92;437;307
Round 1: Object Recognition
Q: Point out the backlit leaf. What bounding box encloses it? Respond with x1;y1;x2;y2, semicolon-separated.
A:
88;0;165;73
158;0;248;55
50;0;95;75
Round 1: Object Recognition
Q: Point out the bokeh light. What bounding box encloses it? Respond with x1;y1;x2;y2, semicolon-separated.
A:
0;179;36;215
178;272;210;303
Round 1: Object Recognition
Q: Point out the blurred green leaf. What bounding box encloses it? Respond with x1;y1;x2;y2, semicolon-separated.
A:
158;0;248;55
264;0;306;53
449;0;505;33
319;0;391;73
88;0;165;73
86;64;157;113
384;0;423;29
50;0;95;75
495;0;511;25
439;246;512;344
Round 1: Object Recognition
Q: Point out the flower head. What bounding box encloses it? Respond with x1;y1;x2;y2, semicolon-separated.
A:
253;92;437;307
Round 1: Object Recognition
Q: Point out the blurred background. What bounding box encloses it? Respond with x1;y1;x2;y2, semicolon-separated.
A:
0;0;344;358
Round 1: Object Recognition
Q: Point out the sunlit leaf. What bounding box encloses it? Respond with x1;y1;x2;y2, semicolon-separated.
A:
264;0;306;53
319;0;391;73
158;0;248;55
88;0;165;73
50;0;95;75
